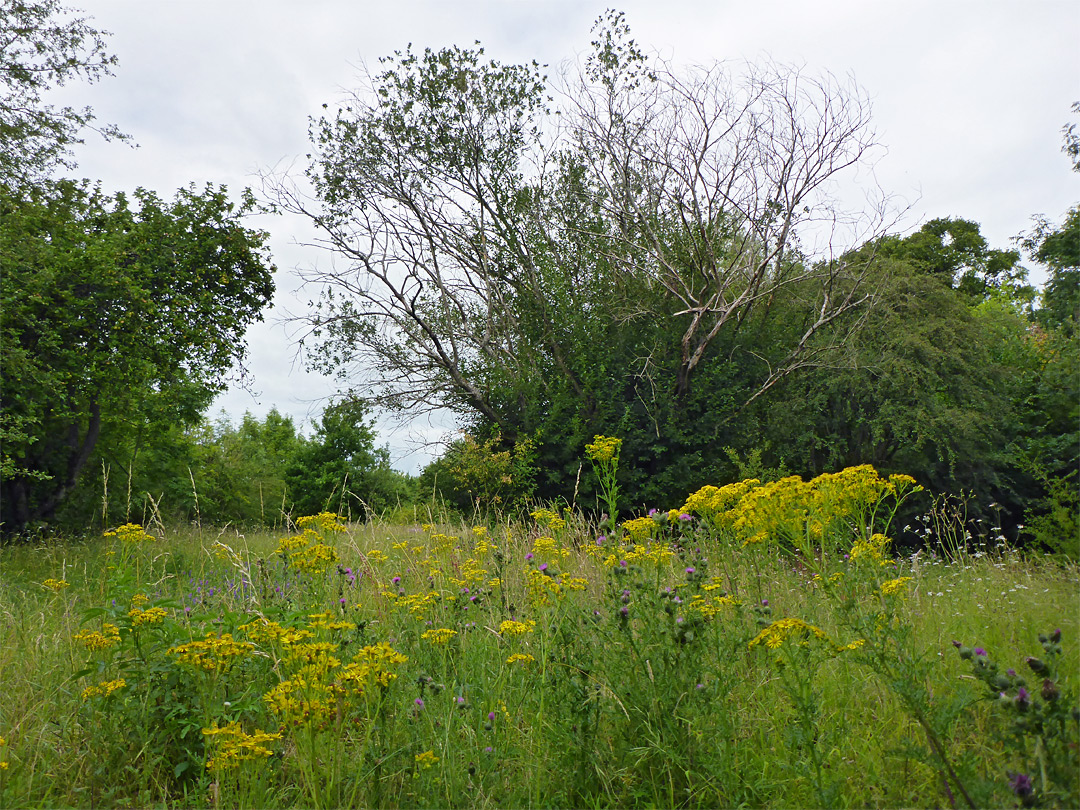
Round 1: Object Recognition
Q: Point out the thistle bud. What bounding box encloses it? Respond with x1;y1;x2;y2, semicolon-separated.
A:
1026;656;1047;674
1050;628;1062;643
958;646;974;660
1042;678;1059;702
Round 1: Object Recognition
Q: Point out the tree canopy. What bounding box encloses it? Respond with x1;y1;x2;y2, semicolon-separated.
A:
0;180;275;533
267;11;897;508
0;0;128;186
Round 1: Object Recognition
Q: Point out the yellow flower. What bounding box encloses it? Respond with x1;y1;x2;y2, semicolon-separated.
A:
415;750;439;769
103;523;155;544
81;678;126;700
202;721;281;772
584;435;621;464
421;628;458;644
296;512;347;533
168;632;254;672
41;578;69;591
835;639;866;653
499;619;536;636
622;516;659;542
129;606;168;626
880;577;913;596
748;617;830;650
530;508;568;532
506;653;535;665
74;623;121;651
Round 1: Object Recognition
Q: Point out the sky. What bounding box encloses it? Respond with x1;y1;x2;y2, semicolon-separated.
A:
51;0;1080;473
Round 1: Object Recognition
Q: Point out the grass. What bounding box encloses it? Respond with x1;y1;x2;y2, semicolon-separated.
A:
0;490;1077;809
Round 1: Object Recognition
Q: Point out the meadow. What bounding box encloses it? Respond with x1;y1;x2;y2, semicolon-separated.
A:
1;460;1077;809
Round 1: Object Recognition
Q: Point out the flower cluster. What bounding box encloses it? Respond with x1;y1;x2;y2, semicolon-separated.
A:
103;523;155;544
128;606;168;626
584;435;621;464
80;678;127;700
74;623;121;651
499;619;536;636
879;577;913;597
168;632;254;672
531;508;568;532
296;512;347;534
748;617;830;650
421;628;458;644
202;721;282;772
41;578;69;591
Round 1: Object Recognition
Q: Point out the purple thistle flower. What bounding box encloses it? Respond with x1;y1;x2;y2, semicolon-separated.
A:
391;576;401;585
488;712;496;721
484;746;493;753
761;599;769;607
1009;772;1033;798
678;513;692;521
538;562;548;572
685;567;695;575
415;698;425;708
525;552;534;561
974;647;987;657
1015;687;1031;711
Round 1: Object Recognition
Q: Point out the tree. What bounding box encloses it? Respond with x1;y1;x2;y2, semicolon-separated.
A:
284;397;383;520
0;0;128;186
266;12;892;506
0;180;275;534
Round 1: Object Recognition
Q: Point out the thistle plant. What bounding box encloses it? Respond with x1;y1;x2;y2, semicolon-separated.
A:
954;629;1080;807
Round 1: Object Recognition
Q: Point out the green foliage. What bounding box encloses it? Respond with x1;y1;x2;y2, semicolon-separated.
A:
422;432;537;515
0;180;275;535
955;630;1080;808
285;397;410;521
277;13;886;514
0;0;129;187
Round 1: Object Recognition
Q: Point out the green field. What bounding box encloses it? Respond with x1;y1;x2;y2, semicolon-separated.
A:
1;471;1077;809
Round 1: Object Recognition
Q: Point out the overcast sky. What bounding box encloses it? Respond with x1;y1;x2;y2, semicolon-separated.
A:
53;0;1079;472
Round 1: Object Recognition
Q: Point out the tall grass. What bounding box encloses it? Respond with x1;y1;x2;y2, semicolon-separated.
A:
0;490;1076;809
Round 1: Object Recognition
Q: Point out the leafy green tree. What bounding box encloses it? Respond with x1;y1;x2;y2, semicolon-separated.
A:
0;180;275;534
268;12;890;509
0;0;128;186
285;397;395;520
185;409;304;527
1020;205;1079;336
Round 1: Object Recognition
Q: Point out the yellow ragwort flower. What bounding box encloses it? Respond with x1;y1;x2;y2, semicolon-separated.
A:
499;619;536;636
41;578;69;591
584;435;621;464
415;750;439;769
74;623;121;651
880;577;913;596
748;617;830;650
129;606;168;626
421;628;458;645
